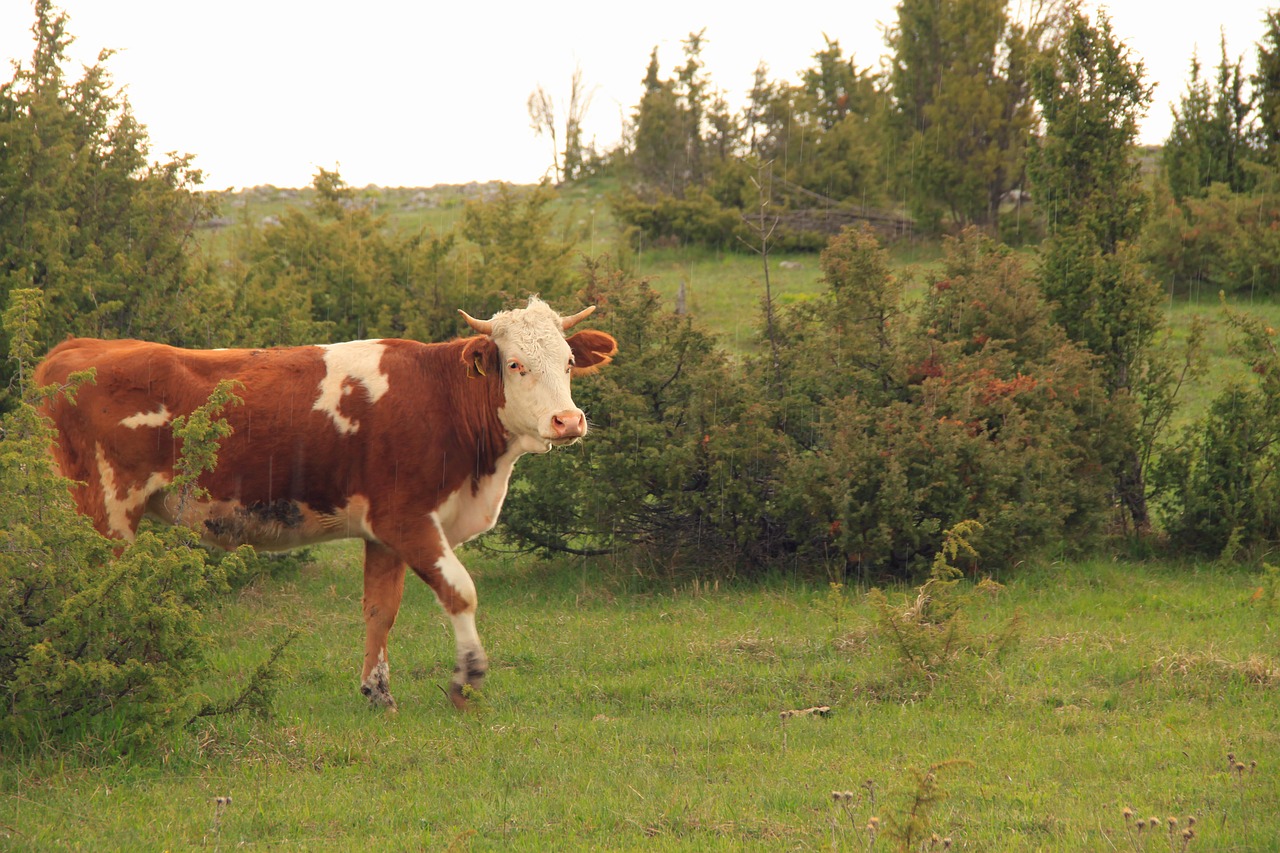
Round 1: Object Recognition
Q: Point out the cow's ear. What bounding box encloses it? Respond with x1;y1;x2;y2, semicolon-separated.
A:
461;335;499;379
567;330;618;376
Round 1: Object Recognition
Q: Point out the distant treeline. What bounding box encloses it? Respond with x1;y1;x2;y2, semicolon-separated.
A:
586;2;1280;296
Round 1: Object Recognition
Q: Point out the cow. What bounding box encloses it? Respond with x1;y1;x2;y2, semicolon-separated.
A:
34;297;618;710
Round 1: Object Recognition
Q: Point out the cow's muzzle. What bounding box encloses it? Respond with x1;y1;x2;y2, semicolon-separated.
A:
548;410;587;444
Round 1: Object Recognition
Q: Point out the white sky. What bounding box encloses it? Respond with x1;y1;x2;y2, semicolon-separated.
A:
0;1;1273;190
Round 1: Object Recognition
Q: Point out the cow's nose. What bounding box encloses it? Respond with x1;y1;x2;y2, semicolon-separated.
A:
550;410;586;439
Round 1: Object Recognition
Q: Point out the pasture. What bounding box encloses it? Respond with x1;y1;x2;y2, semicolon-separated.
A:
6;181;1280;850
2;543;1276;850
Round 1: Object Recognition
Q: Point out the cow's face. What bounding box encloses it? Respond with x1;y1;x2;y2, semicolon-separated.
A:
461;298;616;453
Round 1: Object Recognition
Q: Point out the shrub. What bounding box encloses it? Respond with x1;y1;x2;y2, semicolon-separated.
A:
499;257;789;569
1153;385;1280;557
227;168;475;347
775;229;1114;575
1151;306;1280;556
459;181;580;306
0;289;264;750
1142;179;1280;297
611;186;745;250
865;520;1021;684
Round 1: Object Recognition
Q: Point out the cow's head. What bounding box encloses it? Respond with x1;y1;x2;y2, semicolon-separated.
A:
459;297;617;453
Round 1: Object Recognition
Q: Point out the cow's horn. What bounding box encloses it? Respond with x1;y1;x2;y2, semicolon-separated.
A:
458;309;493;335
561;306;596;331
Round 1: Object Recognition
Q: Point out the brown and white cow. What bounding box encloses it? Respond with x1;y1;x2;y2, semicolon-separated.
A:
34;297;617;710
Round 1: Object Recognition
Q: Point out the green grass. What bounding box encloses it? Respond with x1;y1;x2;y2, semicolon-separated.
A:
195;183;491;259
3;544;1276;850
621;234;949;355
627;245;821;351
1161;291;1280;427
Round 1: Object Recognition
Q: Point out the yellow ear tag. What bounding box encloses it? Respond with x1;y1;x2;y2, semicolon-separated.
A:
473;354;486;377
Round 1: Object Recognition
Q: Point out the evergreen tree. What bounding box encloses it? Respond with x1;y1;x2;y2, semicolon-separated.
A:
1029;7;1152;309
630;49;685;193
0;0;214;395
674;29;710;187
1253;10;1280;163
750;38;885;204
629;33;716;196
1029;6;1163;531
621;33;892;248
1164;40;1255;199
886;0;1046;231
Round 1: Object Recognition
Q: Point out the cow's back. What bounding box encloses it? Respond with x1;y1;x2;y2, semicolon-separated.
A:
36;338;355;542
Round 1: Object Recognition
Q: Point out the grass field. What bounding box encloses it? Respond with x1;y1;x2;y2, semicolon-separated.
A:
6;180;1280;850
3;545;1276;850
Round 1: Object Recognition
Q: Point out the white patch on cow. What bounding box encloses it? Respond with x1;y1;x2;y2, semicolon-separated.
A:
452;611;481;649
311;341;390;435
449;609;485;680
435;445;526;546
119;404;171;429
429;513;478;610
95;443;171;538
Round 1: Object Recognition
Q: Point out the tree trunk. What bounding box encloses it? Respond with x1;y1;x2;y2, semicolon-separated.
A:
1116;447;1150;533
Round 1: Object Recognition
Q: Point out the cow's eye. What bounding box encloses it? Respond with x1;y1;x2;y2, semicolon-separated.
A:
566;358;575;374
507;360;525;373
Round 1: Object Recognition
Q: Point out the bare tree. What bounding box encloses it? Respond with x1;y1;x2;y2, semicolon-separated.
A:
528;64;596;184
562;65;595;182
528;85;561;182
738;158;782;398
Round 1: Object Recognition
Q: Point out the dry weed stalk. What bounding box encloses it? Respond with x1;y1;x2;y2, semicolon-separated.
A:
1226;752;1257;837
1122;805;1197;852
208;795;232;840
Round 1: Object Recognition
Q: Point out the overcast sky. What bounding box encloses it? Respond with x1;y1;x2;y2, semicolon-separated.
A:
0;1;1273;190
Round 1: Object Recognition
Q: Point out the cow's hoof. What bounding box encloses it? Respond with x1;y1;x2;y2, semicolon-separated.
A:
360;658;396;710
361;683;398;710
448;681;479;711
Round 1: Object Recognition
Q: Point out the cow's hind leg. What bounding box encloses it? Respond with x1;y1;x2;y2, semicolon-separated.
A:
361;541;406;709
404;519;488;710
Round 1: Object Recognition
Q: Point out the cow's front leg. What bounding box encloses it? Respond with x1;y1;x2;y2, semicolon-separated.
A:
442;604;487;710
393;517;488;710
361;541;406;709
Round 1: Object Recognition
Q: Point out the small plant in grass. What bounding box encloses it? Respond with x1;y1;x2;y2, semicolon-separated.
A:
189;630;298;723
866;521;1022;683
830;762;967;852
830;789;878;850
815;581;851;638
1226;752;1258;838
1255;563;1279;620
